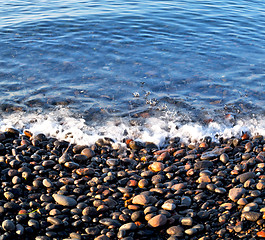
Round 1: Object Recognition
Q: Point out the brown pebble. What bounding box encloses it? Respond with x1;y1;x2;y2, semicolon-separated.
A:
148;214;167;227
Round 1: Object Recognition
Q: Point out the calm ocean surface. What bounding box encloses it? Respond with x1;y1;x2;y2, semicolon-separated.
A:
0;0;265;145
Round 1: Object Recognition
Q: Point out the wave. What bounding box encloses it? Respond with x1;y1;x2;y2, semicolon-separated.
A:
0;107;265;148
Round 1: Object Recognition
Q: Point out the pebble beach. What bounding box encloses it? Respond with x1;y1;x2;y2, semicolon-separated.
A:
1;127;265;239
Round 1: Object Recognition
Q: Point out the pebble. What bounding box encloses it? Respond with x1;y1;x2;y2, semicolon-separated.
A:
148;214;167;227
241;211;261;221
0;131;264;239
236;172;256;183
228;188;246;201
166;225;184;236
119;222;137;231
180;217;193;226
132;194;150;206
161;202;176;211
2;220;15;232
52;194;77;207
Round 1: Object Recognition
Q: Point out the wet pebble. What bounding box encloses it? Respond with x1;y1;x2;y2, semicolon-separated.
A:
52;194;77;207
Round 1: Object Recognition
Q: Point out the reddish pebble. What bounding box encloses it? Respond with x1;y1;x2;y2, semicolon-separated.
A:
257;230;265;238
127;179;138;187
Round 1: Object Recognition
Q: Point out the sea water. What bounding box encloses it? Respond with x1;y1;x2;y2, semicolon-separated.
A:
0;0;265;146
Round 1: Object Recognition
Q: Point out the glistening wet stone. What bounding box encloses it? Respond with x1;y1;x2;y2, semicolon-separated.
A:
0;130;265;239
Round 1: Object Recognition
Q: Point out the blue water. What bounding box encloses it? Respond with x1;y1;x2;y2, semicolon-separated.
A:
0;0;265;139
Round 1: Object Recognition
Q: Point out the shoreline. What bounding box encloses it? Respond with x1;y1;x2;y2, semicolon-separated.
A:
0;128;265;239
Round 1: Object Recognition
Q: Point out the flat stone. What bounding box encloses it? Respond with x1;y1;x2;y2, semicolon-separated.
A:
106;159;120;167
181;217;193;226
99;218;122;227
161;202;176;211
76;168;95;176
194;160;213;170
52;194;77;207
47;217;63;225
200;152;218;160
243;202;258;212
171;183;187;191
166;225;184;236
119;222;137;231
132;194;150;206
228;188;246;201
236;172;256;183
241;211;261;221
148;214;167;228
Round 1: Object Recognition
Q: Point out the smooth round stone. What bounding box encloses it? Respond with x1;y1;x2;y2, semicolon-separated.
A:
85;226;100;236
16;224;24;235
180;196;192;207
35;237;50;240
234;221;244;233
215;187;227;194
220;203;233;210
197;210;209;219
2;220;15;232
220;153;229;163
106;159;120;166
171;183;187;191
4;192;14;200
43;179;53;188
200;152;218;160
49;209;61;216
166;226;184;236
94;235;110;240
132;194;150;206
52;194;77;207
241;211;261;221
228;188;246;201
144;206;157;215
180;217;193;226
161;202;176;211
185;228;197;235
76;167;95;176
28;219;40;229
256;182;265;190
81;148;95;158
82;207;97;217
73;154;88;162
148;214;167;228
47;217;63;226
131;211;144;222
99;218;121;228
149;162;165;172
119;222;137;231
243;202;258;212
237;198;248;206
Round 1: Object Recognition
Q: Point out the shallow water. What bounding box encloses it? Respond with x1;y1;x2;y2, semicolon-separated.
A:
0;0;265;145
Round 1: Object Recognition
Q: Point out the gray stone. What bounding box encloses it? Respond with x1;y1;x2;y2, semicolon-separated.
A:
166;225;184;236
2;220;15;231
228;188;246;201
236;172;256;183
194;160;213;170
52;194;77;207
119;222;137;231
241;211;261;221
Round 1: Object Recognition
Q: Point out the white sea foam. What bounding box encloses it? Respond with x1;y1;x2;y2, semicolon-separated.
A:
0;108;265;147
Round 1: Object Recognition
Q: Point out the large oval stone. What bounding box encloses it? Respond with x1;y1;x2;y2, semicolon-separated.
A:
52;194;77;207
148;214;167;228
